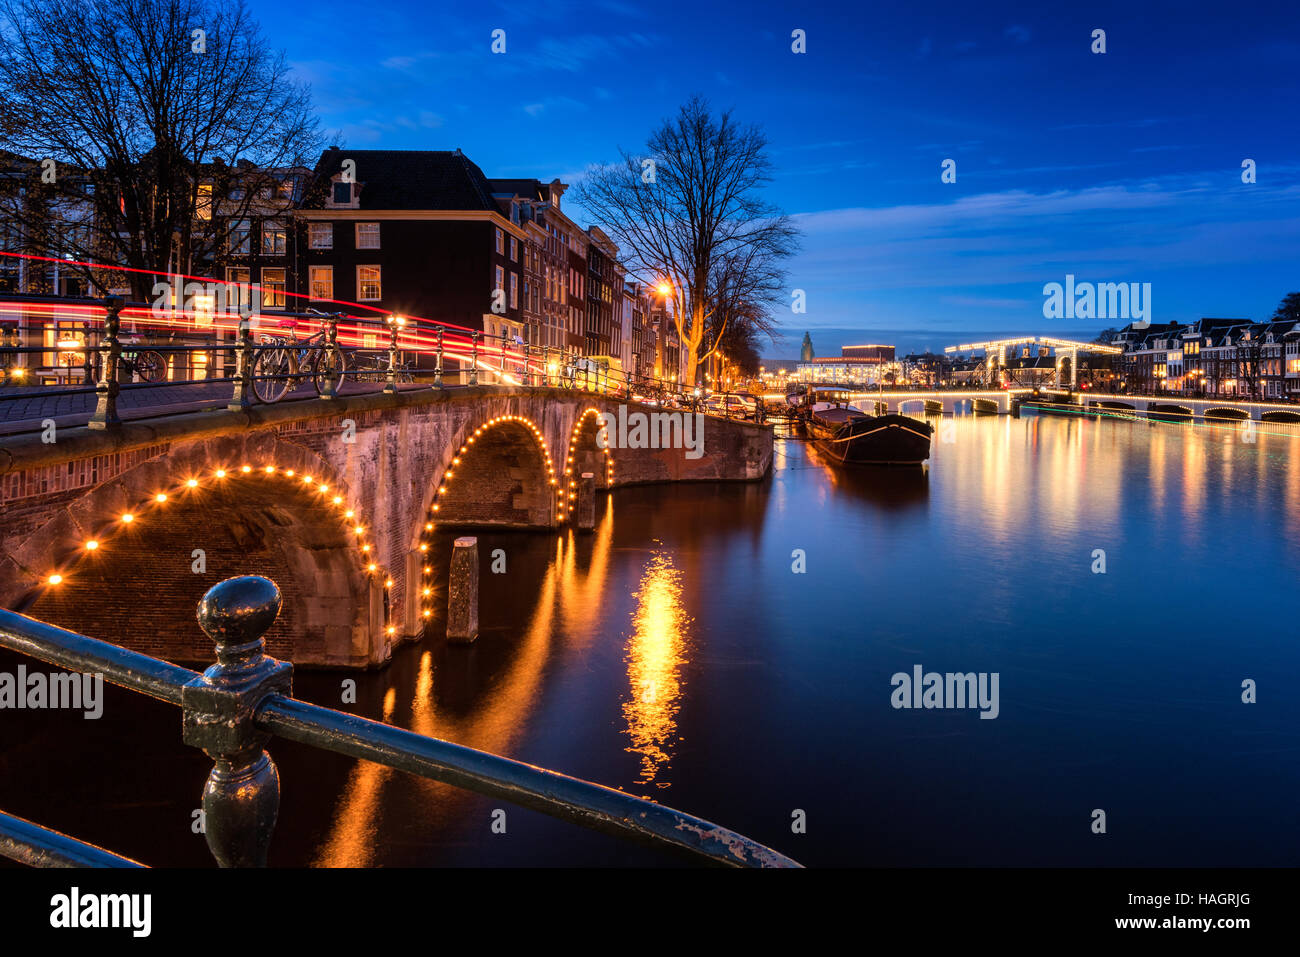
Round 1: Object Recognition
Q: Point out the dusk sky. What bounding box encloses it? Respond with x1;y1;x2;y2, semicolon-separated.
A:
253;0;1300;358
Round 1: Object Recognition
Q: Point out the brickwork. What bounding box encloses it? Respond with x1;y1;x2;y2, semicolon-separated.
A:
0;387;772;667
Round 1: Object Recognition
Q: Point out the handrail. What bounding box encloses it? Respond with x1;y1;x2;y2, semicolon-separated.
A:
0;579;799;869
0;292;722;430
0;810;147;868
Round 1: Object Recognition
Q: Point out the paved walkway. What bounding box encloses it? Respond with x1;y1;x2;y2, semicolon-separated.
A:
0;378;423;436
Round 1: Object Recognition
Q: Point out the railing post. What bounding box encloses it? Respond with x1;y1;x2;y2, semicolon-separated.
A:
384;314;400;394
470;331;479;386
87;296;123;431
229;308;254;410
182;576;292;867
319;313;341;400
522;341;531;386
434;327;444;388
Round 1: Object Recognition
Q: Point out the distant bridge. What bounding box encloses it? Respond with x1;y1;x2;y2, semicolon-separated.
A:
1028;390;1300;423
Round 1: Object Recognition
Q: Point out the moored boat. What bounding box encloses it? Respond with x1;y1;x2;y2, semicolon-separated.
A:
800;390;932;466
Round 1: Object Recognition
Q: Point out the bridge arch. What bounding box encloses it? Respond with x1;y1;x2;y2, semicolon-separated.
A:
420;413;558;532
1204;407;1249;421
896;398;927;416
1147;403;1194;421
15;436;378;665
562;408;615;522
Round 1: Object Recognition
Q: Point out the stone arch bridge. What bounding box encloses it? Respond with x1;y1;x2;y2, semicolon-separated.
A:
0;387;770;668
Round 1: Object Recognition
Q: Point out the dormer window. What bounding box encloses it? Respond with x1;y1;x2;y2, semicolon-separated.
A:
333;182;352;205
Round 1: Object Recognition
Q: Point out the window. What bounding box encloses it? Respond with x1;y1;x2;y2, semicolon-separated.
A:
510;237;517;262
310;266;333;301
308;223;333;249
495;228;504;255
196;184;212;221
494;265;504;293
261;268;286;308
509;273;518;309
332;182;352;205
357;265;381;301
228;221;251;255
262;222;287;256
356;223;380;249
225;268;252;312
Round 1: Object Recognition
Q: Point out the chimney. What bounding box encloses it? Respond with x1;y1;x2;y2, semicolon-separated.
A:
549;178;568;209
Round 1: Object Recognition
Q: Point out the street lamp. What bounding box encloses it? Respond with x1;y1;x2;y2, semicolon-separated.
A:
57;333;83;385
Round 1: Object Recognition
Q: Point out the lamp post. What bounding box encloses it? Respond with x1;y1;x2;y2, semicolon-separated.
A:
57;333;83;386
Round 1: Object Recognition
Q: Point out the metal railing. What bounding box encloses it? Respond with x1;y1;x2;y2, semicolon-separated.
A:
0;292;769;431
0;575;799;868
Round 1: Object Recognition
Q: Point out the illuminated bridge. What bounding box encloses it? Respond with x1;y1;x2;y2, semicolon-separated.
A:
0;296;771;669
944;336;1124;389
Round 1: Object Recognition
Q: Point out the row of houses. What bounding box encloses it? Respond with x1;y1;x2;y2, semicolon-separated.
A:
0;148;689;385
1113;317;1300;401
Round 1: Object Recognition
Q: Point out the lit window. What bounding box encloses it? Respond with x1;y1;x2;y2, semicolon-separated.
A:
261;268;286;307
262;222;287;256
494;265;504;293
308;223;333;249
356;223;380;249
509;273;518;309
357;265;381;301
310;266;333;300
196;184;212;221
225;268;251;312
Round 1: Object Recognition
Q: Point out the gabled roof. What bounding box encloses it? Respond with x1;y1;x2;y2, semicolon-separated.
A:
309;148;496;211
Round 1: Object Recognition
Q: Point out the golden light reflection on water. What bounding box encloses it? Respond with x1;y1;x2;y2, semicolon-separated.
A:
623;550;690;790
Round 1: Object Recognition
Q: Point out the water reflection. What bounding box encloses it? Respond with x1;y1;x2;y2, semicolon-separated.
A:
623;550;690;790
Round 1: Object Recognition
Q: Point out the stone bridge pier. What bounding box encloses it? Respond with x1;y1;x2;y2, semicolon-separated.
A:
0;387;770;669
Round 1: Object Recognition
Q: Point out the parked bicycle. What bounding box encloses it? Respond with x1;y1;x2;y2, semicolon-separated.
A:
118;338;168;384
251;320;349;403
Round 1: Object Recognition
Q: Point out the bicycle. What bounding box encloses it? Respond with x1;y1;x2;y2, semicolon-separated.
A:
118;338;168;383
251;319;350;403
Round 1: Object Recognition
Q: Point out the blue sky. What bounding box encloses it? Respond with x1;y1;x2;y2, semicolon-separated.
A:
252;0;1300;357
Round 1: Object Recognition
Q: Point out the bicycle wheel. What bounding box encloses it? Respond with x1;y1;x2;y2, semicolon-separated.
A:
252;347;292;403
312;349;351;396
137;350;168;383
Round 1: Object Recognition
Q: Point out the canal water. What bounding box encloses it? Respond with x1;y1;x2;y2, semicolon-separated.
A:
3;410;1297;866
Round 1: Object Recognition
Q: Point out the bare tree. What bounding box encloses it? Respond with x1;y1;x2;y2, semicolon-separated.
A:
0;0;321;299
574;96;798;386
1233;330;1264;399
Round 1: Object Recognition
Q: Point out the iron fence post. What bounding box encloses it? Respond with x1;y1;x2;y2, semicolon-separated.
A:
87;296;123;431
470;331;479;386
319;313;341;400
384;314;400;394
182;576;292;867
434;327;444;388
229;309;254;410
